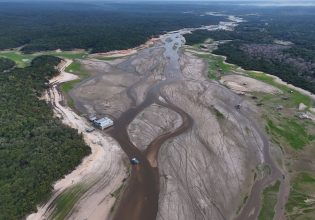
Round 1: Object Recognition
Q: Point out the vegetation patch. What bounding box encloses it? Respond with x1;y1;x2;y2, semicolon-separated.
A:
0;51;88;68
62;61;89;92
195;53;236;80
111;184;124;198
266;118;314;150
286;172;315;219
258;180;280;220
46;51;88;60
61;61;89;108
212;107;225;119
248;72;312;107
51;184;87;220
0;51;36;67
237;195;248;214
93;56;125;61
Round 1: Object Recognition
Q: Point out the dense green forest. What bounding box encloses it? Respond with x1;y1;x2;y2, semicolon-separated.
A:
0;58;15;72
0;2;224;53
184;7;315;94
0;56;90;219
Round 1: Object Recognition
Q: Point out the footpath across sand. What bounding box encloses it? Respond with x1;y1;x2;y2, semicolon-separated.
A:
27;59;127;220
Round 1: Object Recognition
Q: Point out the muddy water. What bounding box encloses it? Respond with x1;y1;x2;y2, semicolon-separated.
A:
234;120;284;220
109;33;192;220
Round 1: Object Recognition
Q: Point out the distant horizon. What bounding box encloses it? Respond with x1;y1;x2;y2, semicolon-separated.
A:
1;0;315;2
1;0;315;6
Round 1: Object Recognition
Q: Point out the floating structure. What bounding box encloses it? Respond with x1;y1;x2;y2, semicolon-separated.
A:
93;117;114;130
88;115;114;130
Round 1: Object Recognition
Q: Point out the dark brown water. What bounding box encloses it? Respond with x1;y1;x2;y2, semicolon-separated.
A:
109;34;193;220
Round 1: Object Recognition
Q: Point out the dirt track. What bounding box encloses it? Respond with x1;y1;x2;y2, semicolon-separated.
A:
27;60;127;220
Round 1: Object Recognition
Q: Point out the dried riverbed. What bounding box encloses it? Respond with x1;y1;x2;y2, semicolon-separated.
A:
27;13;290;220
67;14;285;220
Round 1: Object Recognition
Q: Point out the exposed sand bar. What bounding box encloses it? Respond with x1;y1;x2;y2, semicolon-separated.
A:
27;59;127;220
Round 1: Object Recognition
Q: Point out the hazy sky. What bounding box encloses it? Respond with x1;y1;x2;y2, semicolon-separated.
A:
1;0;315;5
2;0;315;1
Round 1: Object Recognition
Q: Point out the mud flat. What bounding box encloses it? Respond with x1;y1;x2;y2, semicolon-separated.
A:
27;60;127;220
69;35;271;220
69;47;167;118
220;74;282;95
67;13;284;220
156;50;278;219
128;104;182;151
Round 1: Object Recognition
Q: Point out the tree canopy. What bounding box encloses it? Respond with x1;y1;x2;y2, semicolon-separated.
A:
0;56;90;219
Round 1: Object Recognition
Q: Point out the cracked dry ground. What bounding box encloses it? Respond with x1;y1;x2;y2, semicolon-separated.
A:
69;39;273;220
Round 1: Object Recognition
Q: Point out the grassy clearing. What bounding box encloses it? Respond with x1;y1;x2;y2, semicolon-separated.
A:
0;51;35;67
258;181;280;220
266;118;314;150
61;61;89;93
248;71;312;107
52;184;87;220
0;50;90;110
60;61;89;108
0;50;88;67
196;53;236;80
61;79;82;94
246;72;314;151
93;55;125;61
65;61;88;78
192;43;204;49
46;51;88;60
286;172;315;219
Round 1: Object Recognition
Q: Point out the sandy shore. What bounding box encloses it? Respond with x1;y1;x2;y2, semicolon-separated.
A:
220;74;282;95
90;37;160;58
27;59;127;220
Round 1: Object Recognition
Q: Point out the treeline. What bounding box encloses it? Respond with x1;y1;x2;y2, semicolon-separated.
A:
216;42;315;93
0;56;90;219
0;2;224;53
184;8;315;93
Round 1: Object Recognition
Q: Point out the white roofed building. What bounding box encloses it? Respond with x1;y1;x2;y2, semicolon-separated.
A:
94;117;114;130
